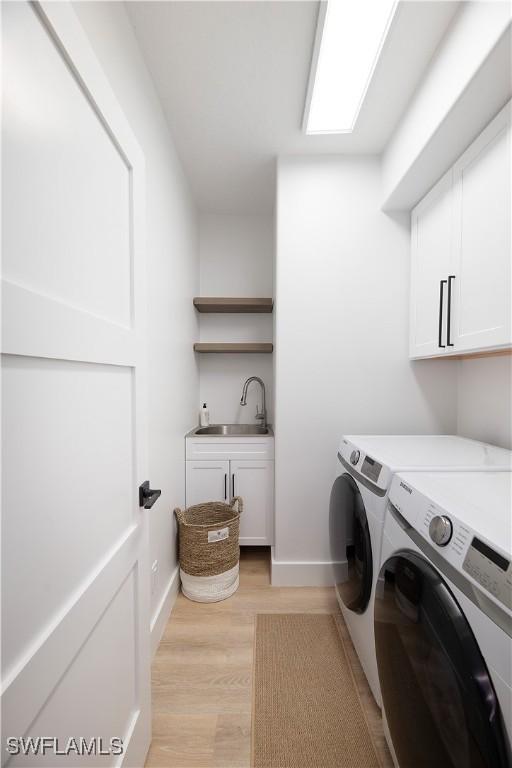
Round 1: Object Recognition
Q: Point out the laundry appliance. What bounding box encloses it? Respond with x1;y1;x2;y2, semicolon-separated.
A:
375;470;512;768
329;435;511;707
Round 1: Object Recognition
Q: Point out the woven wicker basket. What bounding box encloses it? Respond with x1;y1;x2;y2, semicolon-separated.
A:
175;496;242;602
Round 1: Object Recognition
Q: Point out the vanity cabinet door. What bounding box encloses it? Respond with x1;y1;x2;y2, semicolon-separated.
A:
230;460;274;545
185;460;229;507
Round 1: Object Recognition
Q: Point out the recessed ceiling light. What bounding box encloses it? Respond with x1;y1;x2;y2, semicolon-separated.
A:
304;0;398;134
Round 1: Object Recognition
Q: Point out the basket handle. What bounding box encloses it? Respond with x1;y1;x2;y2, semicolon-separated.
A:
174;507;186;524
231;496;243;515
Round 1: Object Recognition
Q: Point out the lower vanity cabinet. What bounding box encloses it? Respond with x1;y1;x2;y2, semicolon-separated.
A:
230;460;273;545
185;460;230;506
185;439;274;545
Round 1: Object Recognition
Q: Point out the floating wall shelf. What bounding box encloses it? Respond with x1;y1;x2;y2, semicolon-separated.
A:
193;297;273;313
193;343;273;354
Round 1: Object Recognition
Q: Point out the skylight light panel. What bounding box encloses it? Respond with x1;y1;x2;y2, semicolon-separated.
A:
305;0;397;134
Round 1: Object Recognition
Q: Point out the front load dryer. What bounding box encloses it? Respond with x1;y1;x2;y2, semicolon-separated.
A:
375;471;512;768
329;435;511;708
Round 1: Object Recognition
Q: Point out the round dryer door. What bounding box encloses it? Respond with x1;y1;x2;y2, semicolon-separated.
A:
374;552;511;768
329;473;373;614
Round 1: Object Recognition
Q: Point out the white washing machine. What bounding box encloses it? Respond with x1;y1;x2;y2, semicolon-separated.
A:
376;471;512;768
329;435;511;707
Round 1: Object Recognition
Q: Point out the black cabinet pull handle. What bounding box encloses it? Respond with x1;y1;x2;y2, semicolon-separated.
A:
224;473;227;500
438;279;447;348
232;473;235;499
447;275;455;347
138;481;161;509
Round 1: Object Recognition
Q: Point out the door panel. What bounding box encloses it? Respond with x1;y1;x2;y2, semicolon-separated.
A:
1;3;150;766
9;572;138;767
186;461;230;507
410;170;453;358
329;474;372;613
2;0;131;327
1;357;134;677
375;553;511;768
452;109;511;352
231;460;273;545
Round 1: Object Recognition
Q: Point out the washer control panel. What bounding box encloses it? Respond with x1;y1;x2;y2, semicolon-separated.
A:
429;515;453;547
339;440;391;492
350;450;360;466
389;473;512;615
463;538;512;611
361;455;382;482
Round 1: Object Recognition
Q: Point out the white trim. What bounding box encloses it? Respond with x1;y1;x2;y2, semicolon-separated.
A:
271;556;347;587
150;566;180;657
2;280;136;365
34;1;144;170
301;1;328;133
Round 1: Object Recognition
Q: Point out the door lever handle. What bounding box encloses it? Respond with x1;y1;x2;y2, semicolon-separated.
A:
139;481;162;509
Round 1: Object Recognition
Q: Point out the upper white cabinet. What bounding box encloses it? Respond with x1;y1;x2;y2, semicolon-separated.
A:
451;111;511;353
410;102;511;359
410;170;454;357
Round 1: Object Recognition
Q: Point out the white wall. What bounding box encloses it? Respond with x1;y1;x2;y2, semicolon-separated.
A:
457;356;512;450
274;156;458;585
198;214;274;424
73;2;199;650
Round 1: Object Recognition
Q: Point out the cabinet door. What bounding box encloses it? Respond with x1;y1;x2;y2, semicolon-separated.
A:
231;460;273;545
451;105;511;354
410;169;454;358
186;460;229;507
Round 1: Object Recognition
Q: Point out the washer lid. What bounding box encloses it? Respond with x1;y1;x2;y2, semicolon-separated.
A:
340;435;512;473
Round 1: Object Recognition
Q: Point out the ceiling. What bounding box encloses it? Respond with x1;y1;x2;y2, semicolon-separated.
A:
127;1;459;214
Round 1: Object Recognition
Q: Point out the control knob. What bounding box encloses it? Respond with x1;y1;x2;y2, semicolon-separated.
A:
429;515;453;547
350;450;360;466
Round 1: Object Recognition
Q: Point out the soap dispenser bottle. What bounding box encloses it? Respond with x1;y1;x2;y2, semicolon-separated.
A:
200;403;210;427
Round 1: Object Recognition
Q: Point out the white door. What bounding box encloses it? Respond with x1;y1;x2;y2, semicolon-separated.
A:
451;103;511;354
185;461;230;507
231;461;274;545
2;3;151;766
409;170;454;358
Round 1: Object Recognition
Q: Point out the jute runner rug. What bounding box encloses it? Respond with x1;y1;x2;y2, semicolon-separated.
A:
252;613;380;768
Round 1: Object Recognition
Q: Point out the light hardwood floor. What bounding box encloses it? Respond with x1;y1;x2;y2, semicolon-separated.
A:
145;548;393;768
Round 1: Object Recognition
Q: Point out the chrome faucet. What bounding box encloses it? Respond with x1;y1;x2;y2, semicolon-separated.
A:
240;376;267;428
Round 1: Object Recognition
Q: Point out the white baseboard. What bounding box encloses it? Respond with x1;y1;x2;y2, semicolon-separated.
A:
150;565;180;657
271;556;347;587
